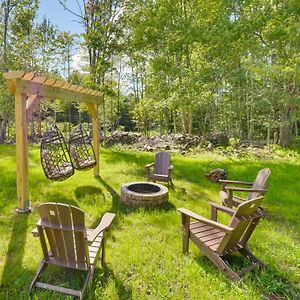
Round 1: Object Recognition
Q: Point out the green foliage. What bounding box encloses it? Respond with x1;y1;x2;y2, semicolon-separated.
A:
122;0;300;142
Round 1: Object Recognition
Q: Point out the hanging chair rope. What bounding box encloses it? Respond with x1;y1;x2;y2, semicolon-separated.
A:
40;124;74;181
69;123;97;171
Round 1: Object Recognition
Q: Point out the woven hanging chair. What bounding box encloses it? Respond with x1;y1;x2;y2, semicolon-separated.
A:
40;124;74;181
69;124;97;171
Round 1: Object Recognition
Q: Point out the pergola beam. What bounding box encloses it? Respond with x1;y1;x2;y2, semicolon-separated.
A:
26;95;42;122
14;79;101;104
3;71;102;213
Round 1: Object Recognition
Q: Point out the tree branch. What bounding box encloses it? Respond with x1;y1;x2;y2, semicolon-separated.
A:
58;0;84;20
254;31;268;47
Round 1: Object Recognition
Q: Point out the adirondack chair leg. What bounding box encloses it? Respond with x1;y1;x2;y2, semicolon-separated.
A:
81;268;94;300
101;233;106;266
209;253;241;281
181;215;190;254
169;178;174;190
29;259;47;292
196;243;241;281
227;190;233;208
88;266;95;283
211;206;217;221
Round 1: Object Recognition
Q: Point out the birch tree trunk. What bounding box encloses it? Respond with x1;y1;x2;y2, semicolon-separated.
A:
279;106;291;147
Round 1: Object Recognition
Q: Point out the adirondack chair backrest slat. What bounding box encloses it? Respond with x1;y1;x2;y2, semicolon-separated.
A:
154;152;171;175
71;205;88;265
37;203;88;267
56;204;76;263
217;197;263;254
248;168;271;200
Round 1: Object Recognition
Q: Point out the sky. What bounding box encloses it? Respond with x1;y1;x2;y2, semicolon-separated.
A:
37;0;130;92
38;0;83;34
38;0;87;72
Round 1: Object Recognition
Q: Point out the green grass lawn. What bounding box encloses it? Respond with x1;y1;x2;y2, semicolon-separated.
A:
0;145;299;299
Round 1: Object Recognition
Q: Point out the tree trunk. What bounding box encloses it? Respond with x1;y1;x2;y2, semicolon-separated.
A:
279;107;291;147
188;109;193;135
159;112;163;136
37;106;42;139
29;119;36;143
173;110;177;134
2;0;11;71
181;108;188;135
0;112;8;143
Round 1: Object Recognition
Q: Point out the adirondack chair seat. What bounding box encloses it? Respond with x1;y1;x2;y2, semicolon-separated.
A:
148;173;169;181
178;196;266;281
30;203;115;299
189;221;225;252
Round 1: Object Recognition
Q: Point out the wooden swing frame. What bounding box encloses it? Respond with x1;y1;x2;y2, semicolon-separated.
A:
4;71;102;213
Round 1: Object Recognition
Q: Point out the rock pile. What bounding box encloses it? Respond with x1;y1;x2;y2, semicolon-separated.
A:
206;168;227;182
107;131;140;145
106;131;229;152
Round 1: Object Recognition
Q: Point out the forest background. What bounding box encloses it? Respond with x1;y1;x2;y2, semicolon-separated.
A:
0;0;299;147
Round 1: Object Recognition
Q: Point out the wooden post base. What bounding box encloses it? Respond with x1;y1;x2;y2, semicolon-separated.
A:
16;201;31;213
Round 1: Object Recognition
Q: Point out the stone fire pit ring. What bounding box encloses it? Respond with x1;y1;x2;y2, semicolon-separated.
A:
121;182;168;207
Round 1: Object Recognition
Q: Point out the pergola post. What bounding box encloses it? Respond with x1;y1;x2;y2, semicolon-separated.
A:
89;104;100;177
15;91;30;212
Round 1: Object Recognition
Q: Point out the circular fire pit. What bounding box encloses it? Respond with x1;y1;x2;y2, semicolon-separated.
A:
121;182;168;207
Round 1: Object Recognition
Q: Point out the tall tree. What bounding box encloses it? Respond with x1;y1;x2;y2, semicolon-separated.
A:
0;0;39;143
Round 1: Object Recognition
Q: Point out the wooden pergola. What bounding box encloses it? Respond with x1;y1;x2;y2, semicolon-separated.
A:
4;71;102;213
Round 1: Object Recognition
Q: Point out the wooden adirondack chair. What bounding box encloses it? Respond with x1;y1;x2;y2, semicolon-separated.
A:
178;196;266;281
219;168;271;208
145;152;173;186
30;202;115;299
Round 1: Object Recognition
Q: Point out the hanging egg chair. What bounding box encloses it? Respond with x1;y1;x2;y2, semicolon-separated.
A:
40;124;74;181
69;124;97;170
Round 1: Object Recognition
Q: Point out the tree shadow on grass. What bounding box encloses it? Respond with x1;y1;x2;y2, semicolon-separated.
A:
35;191;79;208
90;266;132;300
104;149;150;166
0;167;17;210
0;213;35;298
194;253;300;299
74;186;106;205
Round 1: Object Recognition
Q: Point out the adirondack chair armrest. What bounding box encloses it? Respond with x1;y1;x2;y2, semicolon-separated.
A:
208;202;236;216
220;191;246;202
219;179;253;186
32;227;39;237
177;208;233;233
88;212;115;243
225;187;268;193
145;162;155;168
145;162;155;175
